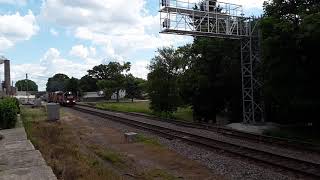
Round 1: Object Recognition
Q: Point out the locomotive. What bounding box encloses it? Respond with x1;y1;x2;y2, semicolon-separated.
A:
48;91;76;106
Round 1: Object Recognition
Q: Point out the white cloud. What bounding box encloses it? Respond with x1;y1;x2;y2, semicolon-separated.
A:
40;48;91;77
11;48;96;90
40;0;263;62
89;47;96;57
0;10;39;52
49;28;59;36
0;0;27;6
69;44;89;59
10;46;149;90
69;44;99;65
40;0;191;59
130;60;149;80
0;37;14;51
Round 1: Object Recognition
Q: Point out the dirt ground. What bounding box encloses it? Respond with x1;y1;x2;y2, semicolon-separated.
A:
60;108;224;180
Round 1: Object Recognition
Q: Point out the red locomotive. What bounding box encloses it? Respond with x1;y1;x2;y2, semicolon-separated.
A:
48;91;76;106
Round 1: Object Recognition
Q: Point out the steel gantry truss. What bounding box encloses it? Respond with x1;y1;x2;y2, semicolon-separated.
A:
159;0;264;123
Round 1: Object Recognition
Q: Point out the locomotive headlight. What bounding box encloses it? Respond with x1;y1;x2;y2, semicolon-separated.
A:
67;100;70;103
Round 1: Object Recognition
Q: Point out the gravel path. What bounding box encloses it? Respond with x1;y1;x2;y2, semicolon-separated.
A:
65;108;301;180
75;105;320;164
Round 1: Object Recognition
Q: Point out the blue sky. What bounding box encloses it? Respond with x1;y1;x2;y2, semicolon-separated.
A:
0;0;264;90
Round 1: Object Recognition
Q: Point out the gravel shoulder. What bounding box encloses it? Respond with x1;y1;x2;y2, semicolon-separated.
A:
75;105;320;164
63;108;221;179
66;108;301;180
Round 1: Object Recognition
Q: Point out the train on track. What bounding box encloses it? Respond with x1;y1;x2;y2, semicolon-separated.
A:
48;91;76;106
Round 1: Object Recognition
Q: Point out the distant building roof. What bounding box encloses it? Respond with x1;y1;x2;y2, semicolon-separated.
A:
83;92;103;98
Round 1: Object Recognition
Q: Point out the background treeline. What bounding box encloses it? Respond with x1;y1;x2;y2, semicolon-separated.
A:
261;0;320;126
148;0;320;126
46;62;147;102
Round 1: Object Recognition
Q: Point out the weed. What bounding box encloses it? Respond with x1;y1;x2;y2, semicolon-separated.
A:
136;134;163;147
89;144;126;167
96;149;125;166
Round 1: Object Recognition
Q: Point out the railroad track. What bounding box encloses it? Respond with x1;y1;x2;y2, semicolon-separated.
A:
76;103;320;154
72;105;320;179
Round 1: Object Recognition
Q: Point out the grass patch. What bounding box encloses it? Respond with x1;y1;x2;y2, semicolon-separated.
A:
15;115;23;128
90;145;126;167
96;101;152;115
136;134;163;147
97;150;124;165
21;107;48;145
21;107;120;180
21;107;47;122
140;169;179;180
173;107;193;122
96;101;193;122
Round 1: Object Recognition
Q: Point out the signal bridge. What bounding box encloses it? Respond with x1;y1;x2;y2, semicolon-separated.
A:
159;0;264;124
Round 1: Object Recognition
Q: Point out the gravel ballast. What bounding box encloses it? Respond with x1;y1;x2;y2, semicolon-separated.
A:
66;108;300;180
74;105;320;164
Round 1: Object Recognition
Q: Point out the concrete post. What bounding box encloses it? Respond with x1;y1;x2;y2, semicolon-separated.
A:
47;103;60;121
124;132;138;143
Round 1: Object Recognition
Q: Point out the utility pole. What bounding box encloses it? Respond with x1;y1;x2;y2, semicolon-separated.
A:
26;73;29;102
11;81;13;97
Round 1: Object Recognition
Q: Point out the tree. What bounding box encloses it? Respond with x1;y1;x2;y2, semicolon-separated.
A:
65;77;80;95
148;47;183;117
97;80;114;101
15;79;38;91
261;0;320;126
166;0;242;123
46;74;70;92
89;62;131;102
79;75;98;92
125;74;146;102
88;62;131;80
178;38;240;123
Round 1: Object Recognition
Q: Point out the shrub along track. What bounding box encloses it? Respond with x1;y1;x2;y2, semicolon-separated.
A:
72;105;320;179
76;103;320;154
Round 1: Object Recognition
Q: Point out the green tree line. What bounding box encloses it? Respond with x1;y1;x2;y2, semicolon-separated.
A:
147;0;320;127
46;62;146;102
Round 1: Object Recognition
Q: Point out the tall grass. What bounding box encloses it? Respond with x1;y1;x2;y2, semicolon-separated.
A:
21;107;120;180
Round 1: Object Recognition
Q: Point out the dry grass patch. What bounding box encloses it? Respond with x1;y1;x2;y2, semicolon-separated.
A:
89;144;126;168
21;107;120;180
136;133;163;147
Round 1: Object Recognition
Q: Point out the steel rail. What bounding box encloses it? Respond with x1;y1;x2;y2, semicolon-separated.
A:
71;105;320;179
76;103;320;154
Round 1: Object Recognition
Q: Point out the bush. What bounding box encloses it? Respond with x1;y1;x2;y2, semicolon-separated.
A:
0;98;19;129
13;97;20;114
